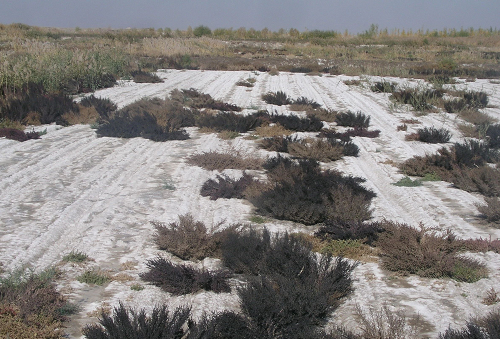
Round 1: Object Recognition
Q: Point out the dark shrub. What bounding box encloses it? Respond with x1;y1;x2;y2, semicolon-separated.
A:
376;222;487;282
193;25;212;37
187;151;263;171
370;81;396;93
188;311;256;339
61;72;117;94
328;138;360;157
140;256;230;294
238;255;357;338
83;302;190;339
315;220;384;245
261;91;291;106
338;127;381;139
438;310;500;339
196;111;262;132
0;87;77;125
452;166;500;197
80;95;117;120
335;111;370;128
248;157;375;224
454;140;498;167
290;66;313;73
463;90;488;108
269;113;324;132
130;70;163;83
259;135;292;152
293;96;321;109
417;126;452;143
153;214;239;261
486;124;500;148
287;138;345;162
444;99;468;113
200;173;255;200
96;112;189;141
0;128;40;142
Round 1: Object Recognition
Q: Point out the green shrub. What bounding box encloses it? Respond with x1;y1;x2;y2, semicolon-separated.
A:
390;88;443;112
62;250;89;263
77;269;110;285
370;81;396;93
193;25;212;37
392;176;423;187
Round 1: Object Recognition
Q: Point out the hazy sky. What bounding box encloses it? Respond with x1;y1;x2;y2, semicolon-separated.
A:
0;0;498;33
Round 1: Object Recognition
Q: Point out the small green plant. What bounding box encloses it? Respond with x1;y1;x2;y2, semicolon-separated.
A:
421;173;441;181
249;215;267;224
393;176;423;187
162;181;176;191
62;250;89;263
77;269;110;285
130;283;144;291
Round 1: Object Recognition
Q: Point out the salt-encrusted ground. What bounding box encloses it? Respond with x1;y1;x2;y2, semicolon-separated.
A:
1;70;499;337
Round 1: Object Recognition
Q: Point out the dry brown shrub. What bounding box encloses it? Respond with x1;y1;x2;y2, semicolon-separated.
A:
397;124;407;131
400;118;421;124
253;124;293;137
404;132;420;141
344;79;361;86
376;222;487;282
112;273;134;282
153;214;241;260
187;150;263;171
476;197;500;223
306;107;338;122
288;139;344;162
327;187;373;222
23;111;41;125
355;304;421;339
458;108;496;126
458;123;480;138
452;166;500;197
62;105;99;125
483;288;500;305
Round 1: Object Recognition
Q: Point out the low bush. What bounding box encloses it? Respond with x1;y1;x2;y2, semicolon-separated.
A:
248;157;375;224
77;269;111;285
390;88;443;112
315;219;384;245
140;257;230;295
0;268;67;339
0;85;78;125
80;95;117;120
417;127;452;143
288;138;345;162
320;239;374;260
187;151;262;171
292;96;321;109
253;123;293;137
261;91;291;106
438;309;500;339
268;112;324;132
376;222;487;282
130;70;163;83
196;111;263;132
355;305;420;339
306;108;338;122
153;214;239;261
172;88;241;112
486;124;500;148
454;140;498;167
200;173;255;200
259;135;291;152
370;81;397;93
0;128;40;142
83;302;191;339
62;250;89;263
96;111;190;141
335;111;371;128
236;78;256;87
188;311;256;339
320;127;380;140
452;166;500;197
393;176;423;187
477;197;500;223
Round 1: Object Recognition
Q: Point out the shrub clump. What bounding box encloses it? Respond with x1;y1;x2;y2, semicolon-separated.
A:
80;95;117;120
221;229;357;338
370;81;397;93
196;111;263;132
201;173;255;200
376;222;487;282
140;256;230;295
0;128;41;142
416;126;452;143
83;302;191;339
477;197;500;223
130;70;163;83
0;268;67;339
315;219;384;246
390;88;443;112
438;309;500;339
248;157;375;224
261;91;291;106
187;151;263;171
172;88;241;112
267;112;324;132
153;214;239;261
335;111;371;128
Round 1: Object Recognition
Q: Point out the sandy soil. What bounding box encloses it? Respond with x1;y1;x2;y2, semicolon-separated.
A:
1;70;500;338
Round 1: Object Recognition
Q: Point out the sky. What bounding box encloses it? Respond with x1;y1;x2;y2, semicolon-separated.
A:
0;0;498;33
